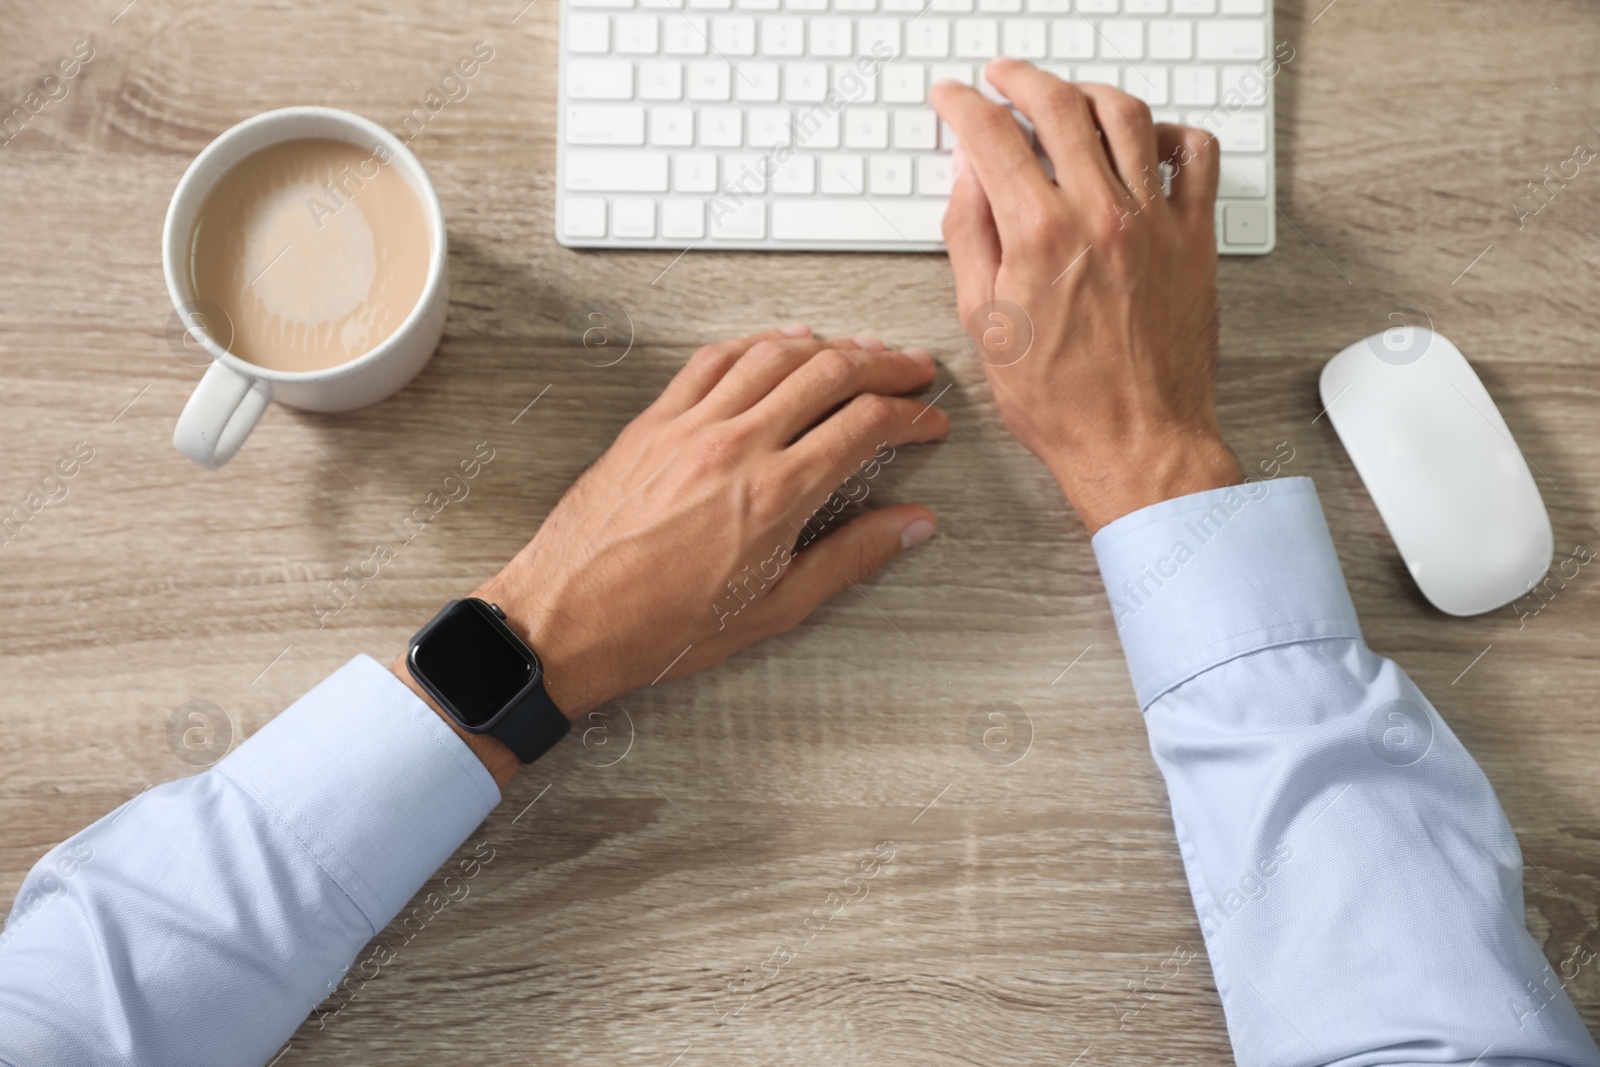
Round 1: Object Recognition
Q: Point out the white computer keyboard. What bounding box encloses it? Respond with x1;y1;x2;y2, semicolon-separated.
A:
556;0;1276;254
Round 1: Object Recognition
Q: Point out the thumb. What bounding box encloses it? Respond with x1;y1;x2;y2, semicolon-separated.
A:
759;505;937;636
943;146;1001;327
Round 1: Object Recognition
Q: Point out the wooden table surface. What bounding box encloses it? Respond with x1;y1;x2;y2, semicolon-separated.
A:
4;0;1599;1063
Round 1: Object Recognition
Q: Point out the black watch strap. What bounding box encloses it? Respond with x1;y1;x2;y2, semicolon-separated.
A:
487;679;571;764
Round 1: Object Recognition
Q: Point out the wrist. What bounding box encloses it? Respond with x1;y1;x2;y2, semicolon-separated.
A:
470;569;614;719
1047;432;1242;535
389;651;521;789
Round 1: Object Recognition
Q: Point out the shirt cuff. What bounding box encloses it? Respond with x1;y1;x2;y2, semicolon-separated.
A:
1091;476;1363;710
215;654;501;933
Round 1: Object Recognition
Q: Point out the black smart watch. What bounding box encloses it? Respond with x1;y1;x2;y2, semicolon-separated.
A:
405;598;571;764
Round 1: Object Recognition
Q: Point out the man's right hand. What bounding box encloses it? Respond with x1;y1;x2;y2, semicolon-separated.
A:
932;60;1242;535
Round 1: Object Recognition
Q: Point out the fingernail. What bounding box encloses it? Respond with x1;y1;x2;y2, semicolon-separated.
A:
903;347;933;369
781;323;811;337
854;336;885;350
900;518;936;550
952;146;967;179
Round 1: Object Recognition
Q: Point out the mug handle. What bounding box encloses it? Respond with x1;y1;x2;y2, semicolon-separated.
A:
173;361;272;469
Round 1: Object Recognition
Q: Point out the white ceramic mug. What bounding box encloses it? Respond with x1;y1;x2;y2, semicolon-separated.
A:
164;106;449;469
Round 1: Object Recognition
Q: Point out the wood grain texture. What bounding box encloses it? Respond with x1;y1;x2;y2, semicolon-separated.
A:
2;0;1599;1063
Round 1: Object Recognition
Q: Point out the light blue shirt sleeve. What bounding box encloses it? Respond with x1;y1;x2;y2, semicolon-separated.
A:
1093;475;1599;1067
0;655;499;1067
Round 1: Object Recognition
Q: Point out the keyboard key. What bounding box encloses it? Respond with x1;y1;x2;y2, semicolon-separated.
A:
1149;19;1193;59
687;60;732;99
981;0;1024;10
1099;19;1143;59
700;106;743;144
565;150;671;191
844;108;890;148
738;0;780;8
1076;63;1120;86
836;0;877;10
1222;0;1265;11
1126;0;1166;10
811;18;852;56
1220;64;1269;106
562;196;607;238
794;109;840;148
917;154;953;195
955;19;999;57
566;104;647;145
761;16;805;55
650;105;695;145
674;151;719;191
612;197;657;237
643;0;685;8
1002;19;1047;58
688;0;730;8
1222;201;1267;246
833;63;877;102
724;152;769;191
1125;65;1168;106
1196;110;1265;152
907;19;951;57
1174;0;1215;8
1219;154;1267;198
711;199;766;238
1198;21;1265;60
882;63;926;102
640;59;685;98
858;18;902;57
869;155;913;194
1173;66;1216;105
786;0;827;9
567;13;611;52
785;62;829;101
773;154;817;193
771;200;946;241
820;153;865;193
735;60;781;100
662;198;707;238
566;59;634;99
930;62;973;84
616;14;661;52
1076;0;1116;10
711;15;757;53
1027;0;1070;9
663;15;710;54
749;107;792;145
1050;18;1093;58
893;108;939;148
932;0;975;11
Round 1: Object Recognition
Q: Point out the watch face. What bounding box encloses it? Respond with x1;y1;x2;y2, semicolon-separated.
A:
412;600;537;727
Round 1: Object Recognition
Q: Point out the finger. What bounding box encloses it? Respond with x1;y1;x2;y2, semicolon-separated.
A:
742;345;938;445
942;146;1002;327
756;504;937;637
1157;123;1221;220
785;394;950;507
658;325;812;412
982;60;1122;202
695;336;873;420
1075;84;1162;205
930;79;1057;242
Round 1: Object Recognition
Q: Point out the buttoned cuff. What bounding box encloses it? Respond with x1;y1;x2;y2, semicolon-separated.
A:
1091;476;1363;709
216;654;501;932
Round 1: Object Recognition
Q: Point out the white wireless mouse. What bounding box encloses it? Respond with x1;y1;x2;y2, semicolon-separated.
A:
1319;327;1553;617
